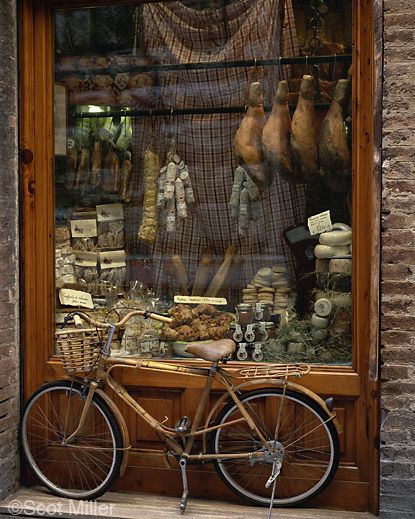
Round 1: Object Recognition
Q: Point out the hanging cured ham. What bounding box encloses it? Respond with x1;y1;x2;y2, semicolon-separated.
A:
262;80;297;183
234;82;271;188
291;75;318;182
318;79;351;189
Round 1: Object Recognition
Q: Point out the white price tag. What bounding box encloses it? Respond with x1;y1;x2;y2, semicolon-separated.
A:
174;295;227;306
99;250;126;269
307;210;332;236
70;219;97;238
96;203;124;222
59;289;94;309
74;251;98;267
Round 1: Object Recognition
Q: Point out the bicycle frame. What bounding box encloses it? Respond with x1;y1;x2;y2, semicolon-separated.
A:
67;353;272;465
63;319;340;471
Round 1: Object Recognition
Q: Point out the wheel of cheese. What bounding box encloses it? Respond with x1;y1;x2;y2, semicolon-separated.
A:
311;328;328;341
319;230;352;246
315;258;330;273
314;244;350;259
329;259;352;274
311;313;329;328
314;298;333;317
287;342;306;353
330;292;352;308
332;222;352;232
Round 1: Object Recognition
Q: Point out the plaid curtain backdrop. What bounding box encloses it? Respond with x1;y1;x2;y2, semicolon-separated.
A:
126;0;306;299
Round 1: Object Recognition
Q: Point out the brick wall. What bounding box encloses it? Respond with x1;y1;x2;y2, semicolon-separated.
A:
381;1;415;517
0;0;19;500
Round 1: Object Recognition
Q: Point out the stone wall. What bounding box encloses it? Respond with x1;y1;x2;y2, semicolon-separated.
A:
381;1;415;517
0;0;19;500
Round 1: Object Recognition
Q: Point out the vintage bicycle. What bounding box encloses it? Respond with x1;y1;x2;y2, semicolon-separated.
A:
21;310;341;514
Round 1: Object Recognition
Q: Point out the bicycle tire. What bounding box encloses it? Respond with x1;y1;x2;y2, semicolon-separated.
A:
21;380;123;500
210;387;340;507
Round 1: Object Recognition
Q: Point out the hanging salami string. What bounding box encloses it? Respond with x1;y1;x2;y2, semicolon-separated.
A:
138;118;161;244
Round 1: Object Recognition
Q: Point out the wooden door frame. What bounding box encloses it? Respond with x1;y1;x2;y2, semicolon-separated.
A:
19;0;382;513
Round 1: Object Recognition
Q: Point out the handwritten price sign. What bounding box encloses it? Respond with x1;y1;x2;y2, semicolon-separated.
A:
307;210;332;236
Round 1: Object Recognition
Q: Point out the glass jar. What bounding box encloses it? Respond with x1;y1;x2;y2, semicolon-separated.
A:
236;304;254;325
254;303;273;322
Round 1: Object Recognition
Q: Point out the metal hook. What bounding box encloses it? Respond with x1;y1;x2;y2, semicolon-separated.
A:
254;57;258;81
278;56;282;79
305;54;309;75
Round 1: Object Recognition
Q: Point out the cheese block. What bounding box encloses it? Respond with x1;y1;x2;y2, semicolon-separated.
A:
315;258;330;273
329;258;352;274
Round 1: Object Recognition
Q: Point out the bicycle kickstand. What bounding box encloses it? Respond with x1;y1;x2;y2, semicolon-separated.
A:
178;457;189;514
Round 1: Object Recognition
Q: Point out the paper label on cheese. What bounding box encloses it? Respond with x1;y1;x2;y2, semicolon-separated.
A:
174;295;227;306
59;288;94;309
74;251;98;267
99;250;126;269
308;210;332;236
70;219;97;238
96;203;124;222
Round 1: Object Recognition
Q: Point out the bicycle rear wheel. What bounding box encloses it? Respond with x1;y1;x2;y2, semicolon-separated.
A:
21;380;123;500
210;388;339;507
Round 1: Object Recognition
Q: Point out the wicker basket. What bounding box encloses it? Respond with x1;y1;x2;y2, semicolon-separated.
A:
55;327;104;374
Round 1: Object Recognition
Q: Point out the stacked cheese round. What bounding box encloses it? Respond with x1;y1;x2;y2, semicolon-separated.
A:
314;223;352;259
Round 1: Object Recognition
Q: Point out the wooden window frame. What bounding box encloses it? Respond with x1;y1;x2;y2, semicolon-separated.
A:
19;0;382;512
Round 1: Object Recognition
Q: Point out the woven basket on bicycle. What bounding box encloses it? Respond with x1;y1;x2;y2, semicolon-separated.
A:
55;327;105;374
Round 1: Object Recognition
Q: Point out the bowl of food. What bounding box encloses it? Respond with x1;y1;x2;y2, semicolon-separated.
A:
159;304;234;345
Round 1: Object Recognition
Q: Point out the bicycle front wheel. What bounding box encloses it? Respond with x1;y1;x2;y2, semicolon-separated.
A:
210;388;339;507
21;380;123;500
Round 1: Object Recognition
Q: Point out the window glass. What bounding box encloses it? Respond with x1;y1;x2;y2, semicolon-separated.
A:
54;0;352;364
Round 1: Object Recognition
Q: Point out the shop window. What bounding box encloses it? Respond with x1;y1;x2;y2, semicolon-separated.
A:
53;0;353;364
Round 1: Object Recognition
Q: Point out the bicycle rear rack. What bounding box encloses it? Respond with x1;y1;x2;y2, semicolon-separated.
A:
232;363;310;380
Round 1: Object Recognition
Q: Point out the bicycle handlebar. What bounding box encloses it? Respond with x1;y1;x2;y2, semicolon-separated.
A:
63;309;173;329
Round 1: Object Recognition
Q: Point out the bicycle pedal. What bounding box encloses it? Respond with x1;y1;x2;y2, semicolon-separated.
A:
175;416;191;433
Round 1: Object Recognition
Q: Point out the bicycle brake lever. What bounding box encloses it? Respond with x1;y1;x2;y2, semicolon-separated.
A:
60;313;75;329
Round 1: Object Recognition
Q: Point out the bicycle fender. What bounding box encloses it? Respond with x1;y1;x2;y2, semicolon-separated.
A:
204;378;342;437
95;388;131;477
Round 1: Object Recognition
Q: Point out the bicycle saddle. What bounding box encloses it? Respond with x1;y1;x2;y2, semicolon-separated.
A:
185;339;236;362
